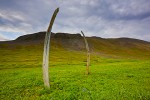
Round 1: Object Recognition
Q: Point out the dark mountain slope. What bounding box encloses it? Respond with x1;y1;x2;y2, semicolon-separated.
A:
0;31;150;59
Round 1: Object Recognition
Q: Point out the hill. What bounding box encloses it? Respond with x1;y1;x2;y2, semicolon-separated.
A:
0;31;150;59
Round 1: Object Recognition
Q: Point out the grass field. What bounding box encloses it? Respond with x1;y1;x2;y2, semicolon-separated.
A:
0;45;150;100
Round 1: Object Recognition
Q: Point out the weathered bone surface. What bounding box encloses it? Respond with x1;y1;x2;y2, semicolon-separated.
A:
43;8;59;88
81;31;90;75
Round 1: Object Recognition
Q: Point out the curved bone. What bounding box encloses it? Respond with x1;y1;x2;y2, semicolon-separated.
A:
81;31;90;75
43;8;59;88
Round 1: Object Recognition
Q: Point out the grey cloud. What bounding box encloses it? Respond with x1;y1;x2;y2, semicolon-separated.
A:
0;0;150;41
0;33;8;41
82;0;150;20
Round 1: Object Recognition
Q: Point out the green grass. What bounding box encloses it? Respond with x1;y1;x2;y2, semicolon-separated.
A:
1;60;150;100
0;46;150;99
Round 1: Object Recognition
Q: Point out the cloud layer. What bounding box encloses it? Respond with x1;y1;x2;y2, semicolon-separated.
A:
0;0;150;41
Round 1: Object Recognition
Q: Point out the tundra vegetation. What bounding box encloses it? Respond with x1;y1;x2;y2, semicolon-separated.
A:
0;39;150;99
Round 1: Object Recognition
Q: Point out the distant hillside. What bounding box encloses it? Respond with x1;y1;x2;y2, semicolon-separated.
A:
15;32;82;41
0;31;150;59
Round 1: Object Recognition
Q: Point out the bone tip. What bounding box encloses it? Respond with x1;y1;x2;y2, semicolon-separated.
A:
56;7;59;12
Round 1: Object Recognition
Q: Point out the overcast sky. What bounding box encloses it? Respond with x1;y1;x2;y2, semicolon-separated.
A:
0;0;150;41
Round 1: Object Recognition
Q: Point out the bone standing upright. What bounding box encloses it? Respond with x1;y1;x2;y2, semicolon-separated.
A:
43;8;59;88
81;31;90;75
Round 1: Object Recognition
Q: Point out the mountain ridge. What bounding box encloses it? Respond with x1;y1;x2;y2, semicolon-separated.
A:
14;31;150;43
0;31;150;59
